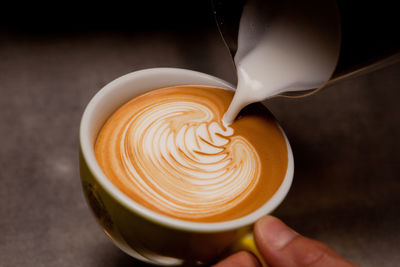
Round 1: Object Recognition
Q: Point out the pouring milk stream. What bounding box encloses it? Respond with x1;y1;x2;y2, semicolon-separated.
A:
222;0;341;125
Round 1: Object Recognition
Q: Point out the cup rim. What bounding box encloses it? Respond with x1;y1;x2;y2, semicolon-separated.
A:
80;68;294;233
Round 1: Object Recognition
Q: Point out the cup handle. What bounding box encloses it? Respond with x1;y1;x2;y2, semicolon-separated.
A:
231;232;267;267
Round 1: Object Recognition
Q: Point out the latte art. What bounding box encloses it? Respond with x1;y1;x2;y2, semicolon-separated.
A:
96;86;288;222
121;100;261;219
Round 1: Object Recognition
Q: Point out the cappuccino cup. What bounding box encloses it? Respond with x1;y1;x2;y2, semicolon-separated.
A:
79;68;294;266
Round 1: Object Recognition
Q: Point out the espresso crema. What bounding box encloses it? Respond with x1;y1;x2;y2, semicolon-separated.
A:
95;86;288;222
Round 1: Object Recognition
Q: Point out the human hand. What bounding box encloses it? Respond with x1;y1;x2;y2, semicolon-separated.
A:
214;215;358;267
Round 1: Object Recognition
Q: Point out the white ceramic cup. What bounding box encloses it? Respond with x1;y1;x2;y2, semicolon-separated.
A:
79;68;294;266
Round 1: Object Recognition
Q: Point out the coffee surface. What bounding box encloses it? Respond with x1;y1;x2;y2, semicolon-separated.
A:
95;86;288;222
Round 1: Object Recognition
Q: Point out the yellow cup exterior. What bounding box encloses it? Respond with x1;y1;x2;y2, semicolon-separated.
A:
80;148;254;265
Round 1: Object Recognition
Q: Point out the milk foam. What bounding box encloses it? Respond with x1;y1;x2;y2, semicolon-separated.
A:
100;88;261;220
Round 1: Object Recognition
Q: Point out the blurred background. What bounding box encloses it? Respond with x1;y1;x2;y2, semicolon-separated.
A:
0;1;399;266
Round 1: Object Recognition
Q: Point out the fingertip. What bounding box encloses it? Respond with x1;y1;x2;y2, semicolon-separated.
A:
255;215;280;231
254;216;357;267
254;215;278;245
255;215;298;250
213;251;260;267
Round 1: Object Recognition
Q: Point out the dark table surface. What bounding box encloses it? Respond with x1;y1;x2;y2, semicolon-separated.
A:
1;3;399;266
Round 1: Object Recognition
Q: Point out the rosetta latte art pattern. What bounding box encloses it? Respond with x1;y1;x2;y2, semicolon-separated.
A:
93;87;286;222
117;100;261;220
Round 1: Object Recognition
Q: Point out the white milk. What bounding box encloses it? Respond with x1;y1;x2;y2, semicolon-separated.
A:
222;0;341;125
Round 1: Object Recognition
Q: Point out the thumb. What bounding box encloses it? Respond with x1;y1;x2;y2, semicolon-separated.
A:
254;216;358;267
